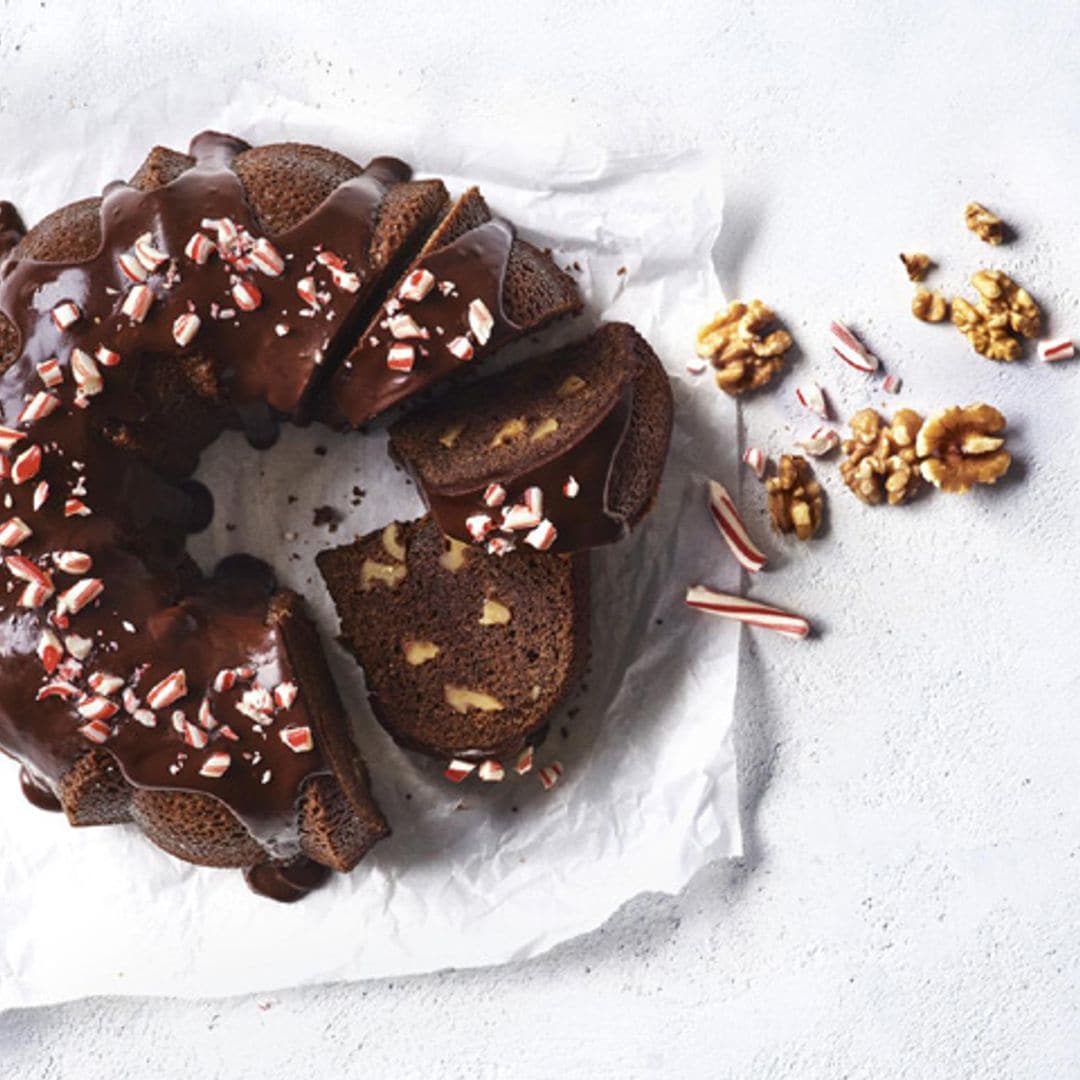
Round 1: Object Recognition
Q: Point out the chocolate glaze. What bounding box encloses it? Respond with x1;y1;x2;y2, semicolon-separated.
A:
244;856;331;902
330;219;518;426
0;132;409;894
19;765;62;811
421;385;635;554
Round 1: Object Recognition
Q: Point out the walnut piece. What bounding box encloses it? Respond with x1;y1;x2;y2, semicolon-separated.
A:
530;417;559;441
557;374;587;399
839;408;924;506
381;522;406;561
765;454;823;540
490;417;527;448
403;640;440;666
912;288;949;323
915;404;1011;493
444;685;504;714
438;537;470;573
361;559;407;591
951;270;1041;361
900;252;933;282
439;423;465;448
964;202;1006;245
696;300;793;396
479;598;512;625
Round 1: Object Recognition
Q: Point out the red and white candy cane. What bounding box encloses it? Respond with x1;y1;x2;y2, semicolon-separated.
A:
882;374;902;394
443;758;475;783
685;584;810;639
706;480;767;573
795;382;829;419
1038;338;1074;362
742;447;767;480
830;320;878;373
537;761;564;791
797;427;840;456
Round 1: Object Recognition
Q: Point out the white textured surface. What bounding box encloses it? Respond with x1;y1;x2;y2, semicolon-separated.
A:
3;1;1080;1076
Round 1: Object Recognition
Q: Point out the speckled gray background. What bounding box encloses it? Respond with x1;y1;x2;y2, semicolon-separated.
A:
2;1;1079;1076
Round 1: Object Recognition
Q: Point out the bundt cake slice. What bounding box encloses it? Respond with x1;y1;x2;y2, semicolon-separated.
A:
324;186;583;428
11;557;389;901
317;515;589;765
388;322;673;555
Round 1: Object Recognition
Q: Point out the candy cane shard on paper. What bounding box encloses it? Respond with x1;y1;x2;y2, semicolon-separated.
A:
795;382;829;419
706;480;768;573
829;320;879;373
796;427;841;457
685;584;811;639
742;447;767;480
1037;338;1074;362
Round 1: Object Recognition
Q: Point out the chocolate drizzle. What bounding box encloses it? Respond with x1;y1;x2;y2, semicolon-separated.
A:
0;132;409;894
424;384;636;554
330;219;518;426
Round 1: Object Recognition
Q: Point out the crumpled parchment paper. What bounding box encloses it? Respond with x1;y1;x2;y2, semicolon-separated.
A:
0;84;740;1006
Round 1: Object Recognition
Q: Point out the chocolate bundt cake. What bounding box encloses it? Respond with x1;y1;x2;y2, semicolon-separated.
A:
0;132;450;899
388;322;674;554
317;516;589;765
325;186;583;428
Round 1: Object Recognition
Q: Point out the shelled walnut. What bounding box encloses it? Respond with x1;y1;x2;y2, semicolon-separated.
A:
964;202;1006;245
916;404;1011;493
912;288;949;323
900;252;933;282
951;269;1041;361
765;454;823;540
695;300;793;396
839;408;924;506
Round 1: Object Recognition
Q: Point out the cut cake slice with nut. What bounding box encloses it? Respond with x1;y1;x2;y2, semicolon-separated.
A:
387;322;673;555
316;515;589;764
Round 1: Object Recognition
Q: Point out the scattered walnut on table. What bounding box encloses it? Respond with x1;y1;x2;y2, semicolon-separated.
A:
695;300;793;396
765;454;823;540
951;269;1041;361
912;288;949;323
964;202;1007;245
900;252;933;282
915;404;1011;493
839;408;924;506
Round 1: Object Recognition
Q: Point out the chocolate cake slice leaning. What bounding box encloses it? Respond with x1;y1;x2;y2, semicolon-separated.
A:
324;186;583;428
317;515;589;765
388;322;673;555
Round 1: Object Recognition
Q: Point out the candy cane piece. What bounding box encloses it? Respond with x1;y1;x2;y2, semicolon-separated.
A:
742;447;767;480
706;480;767;573
685;584;810;639
795;382;829;419
1038;338;1074;362
830;320;879;373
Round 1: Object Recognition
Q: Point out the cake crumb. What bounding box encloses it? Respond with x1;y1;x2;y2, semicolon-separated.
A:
313;505;343;532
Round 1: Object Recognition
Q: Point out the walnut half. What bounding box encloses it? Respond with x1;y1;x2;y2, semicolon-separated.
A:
839;408;924;506
951;270;1040;361
916;404;1011;493
900;252;933;282
964;202;1006;245
765;455;823;540
696;300;793;396
912;288;949;323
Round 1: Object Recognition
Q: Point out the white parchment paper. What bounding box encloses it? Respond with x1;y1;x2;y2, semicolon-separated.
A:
0;85;740;1007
